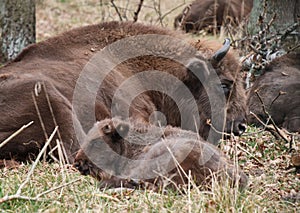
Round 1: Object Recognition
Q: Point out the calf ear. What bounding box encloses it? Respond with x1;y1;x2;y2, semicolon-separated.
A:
186;57;211;82
114;123;130;139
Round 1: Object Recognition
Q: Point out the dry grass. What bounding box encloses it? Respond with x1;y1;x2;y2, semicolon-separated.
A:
1;127;299;212
36;0;192;41
1;0;299;212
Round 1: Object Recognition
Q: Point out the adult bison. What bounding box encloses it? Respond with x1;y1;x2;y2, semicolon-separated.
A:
174;0;253;33
247;52;300;132
74;118;248;190
0;21;247;163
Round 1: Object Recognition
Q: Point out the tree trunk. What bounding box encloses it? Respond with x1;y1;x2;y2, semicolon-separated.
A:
0;0;36;64
248;0;300;34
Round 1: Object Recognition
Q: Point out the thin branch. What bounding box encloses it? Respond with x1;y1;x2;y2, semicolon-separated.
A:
153;0;163;26
110;0;123;21
269;91;286;109
236;143;264;166
287;43;300;53
0;195;44;203
32;85;48;142
0;121;34;149
36;178;81;199
0;127;58;204
0;177;81;204
16;127;58;195
133;0;144;22
254;91;290;144
206;119;232;138
161;2;188;23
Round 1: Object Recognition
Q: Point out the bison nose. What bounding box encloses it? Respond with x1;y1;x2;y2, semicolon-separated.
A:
73;160;90;176
238;123;247;135
227;119;247;136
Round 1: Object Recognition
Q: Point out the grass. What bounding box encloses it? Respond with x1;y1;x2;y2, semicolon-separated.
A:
1;126;299;212
1;0;299;212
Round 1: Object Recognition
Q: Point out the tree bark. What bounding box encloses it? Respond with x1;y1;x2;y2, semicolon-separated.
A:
0;0;36;64
248;0;300;34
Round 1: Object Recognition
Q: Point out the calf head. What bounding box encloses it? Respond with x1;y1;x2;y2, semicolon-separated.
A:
74;118;130;180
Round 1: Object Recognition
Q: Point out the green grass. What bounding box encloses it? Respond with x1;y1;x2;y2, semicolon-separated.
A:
1;126;299;212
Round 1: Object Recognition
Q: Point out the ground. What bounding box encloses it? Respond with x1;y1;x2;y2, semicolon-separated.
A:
0;0;299;212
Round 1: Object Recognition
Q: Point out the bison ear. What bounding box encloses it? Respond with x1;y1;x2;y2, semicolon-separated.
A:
114;123;130;139
186;57;211;82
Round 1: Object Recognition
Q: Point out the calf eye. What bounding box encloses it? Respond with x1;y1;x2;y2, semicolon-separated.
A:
220;83;232;97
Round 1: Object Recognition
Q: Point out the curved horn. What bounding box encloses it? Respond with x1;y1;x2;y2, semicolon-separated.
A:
212;38;231;63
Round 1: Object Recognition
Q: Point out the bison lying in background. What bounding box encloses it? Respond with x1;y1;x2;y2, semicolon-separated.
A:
174;0;253;33
74;118;248;190
0;21;247;163
247;52;300;132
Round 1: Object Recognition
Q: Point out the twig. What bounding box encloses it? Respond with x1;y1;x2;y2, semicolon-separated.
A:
43;83;63;144
206;119;232;138
0;121;34;149
133;0;144;22
110;0;123;21
161;2;188;24
17;127;58;195
32;87;49;161
36;178;81;198
236;143;264;166
269;91;286;109
287;43;300;53
32;86;48;142
265;13;277;33
153;0;163;26
0;127;58;204
254;91;291;144
0;195;44;203
0;178;81;204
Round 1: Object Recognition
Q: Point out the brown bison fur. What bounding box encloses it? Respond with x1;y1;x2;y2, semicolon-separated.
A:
74;118;248;190
174;0;253;33
247;52;300;132
94;23;247;141
0;21;247;163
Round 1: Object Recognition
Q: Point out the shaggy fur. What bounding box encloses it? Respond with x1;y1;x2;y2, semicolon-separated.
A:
74;118;248;190
0;21;247;162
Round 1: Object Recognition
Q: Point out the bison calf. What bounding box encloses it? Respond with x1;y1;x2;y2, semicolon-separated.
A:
247;52;300;132
74;118;248;190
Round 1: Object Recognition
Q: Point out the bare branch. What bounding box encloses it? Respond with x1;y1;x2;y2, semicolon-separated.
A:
269;91;286;109
162;2;188;24
133;0;144;22
16;127;58;195
0;127;59;204
0;121;34;149
254;91;291;144
110;0;123;21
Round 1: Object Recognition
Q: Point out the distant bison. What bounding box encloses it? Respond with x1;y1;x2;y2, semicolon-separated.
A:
174;0;253;33
247;52;300;132
74;118;248;190
0;21;247;163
